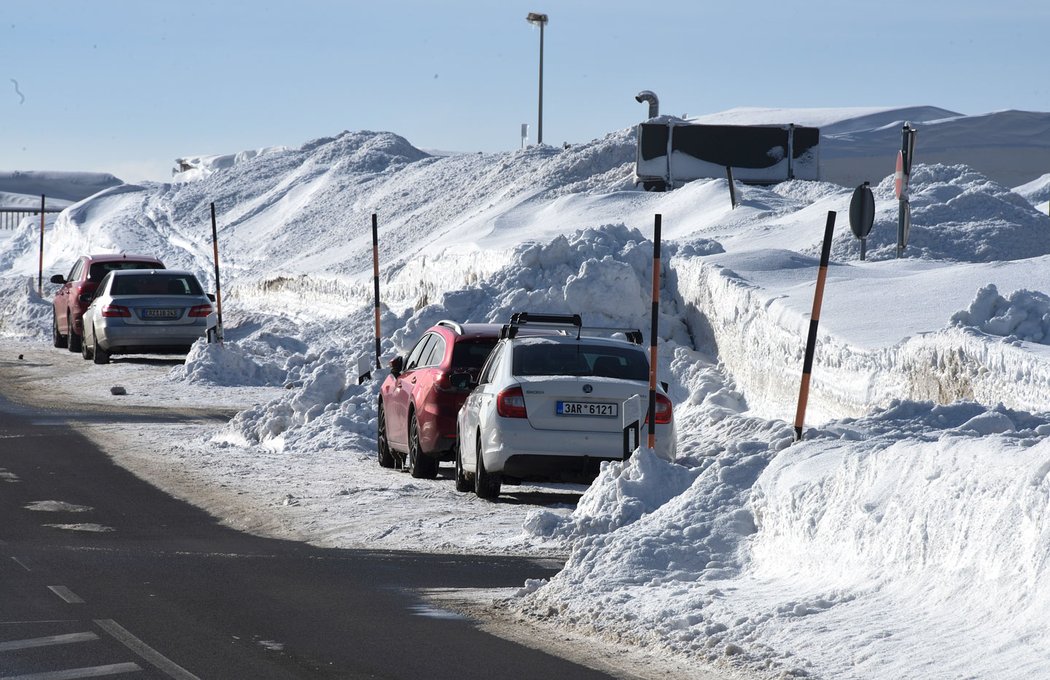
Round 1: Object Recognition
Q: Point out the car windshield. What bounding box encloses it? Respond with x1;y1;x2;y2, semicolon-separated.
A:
89;261;162;281
451;338;499;369
512;343;649;380
110;274;203;296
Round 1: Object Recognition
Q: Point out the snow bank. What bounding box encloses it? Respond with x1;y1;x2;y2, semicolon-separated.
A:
953;284;1050;343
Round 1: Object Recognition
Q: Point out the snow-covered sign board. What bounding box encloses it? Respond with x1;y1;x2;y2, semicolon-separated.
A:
635;120;820;190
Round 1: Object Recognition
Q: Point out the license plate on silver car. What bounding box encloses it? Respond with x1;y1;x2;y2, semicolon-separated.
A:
141;308;180;320
556;401;618;417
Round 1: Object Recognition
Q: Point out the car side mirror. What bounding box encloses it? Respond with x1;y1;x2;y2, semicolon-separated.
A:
50;274;66;284
389;356;404;377
449;372;475;391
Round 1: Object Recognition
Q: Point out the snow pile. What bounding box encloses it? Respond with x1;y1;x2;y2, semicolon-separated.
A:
829;163;1050;262
171;339;288;386
173;146;291;182
952;284;1050;344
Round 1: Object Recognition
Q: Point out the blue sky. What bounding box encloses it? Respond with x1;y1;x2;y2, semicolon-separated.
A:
3;0;1047;182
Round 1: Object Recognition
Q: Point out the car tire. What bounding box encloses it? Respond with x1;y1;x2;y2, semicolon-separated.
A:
80;326;93;360
66;314;82;353
377;402;397;468
52;311;67;348
454;440;471;493
91;329;109;365
408;415;437;479
474;436;501;500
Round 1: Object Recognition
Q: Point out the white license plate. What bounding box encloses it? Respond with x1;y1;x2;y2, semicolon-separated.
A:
556;401;618;417
142;308;179;320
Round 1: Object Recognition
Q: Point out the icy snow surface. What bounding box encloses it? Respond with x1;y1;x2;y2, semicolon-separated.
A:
3;106;1050;679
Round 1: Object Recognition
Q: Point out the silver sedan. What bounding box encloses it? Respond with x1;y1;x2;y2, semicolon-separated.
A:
80;269;214;364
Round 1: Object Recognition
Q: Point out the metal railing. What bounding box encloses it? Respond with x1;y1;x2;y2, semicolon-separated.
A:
0;207;63;229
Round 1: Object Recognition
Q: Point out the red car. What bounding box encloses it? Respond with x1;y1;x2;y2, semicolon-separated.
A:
51;253;165;352
377;320;502;478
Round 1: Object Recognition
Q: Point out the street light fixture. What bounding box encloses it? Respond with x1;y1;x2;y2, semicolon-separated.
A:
526;12;548;145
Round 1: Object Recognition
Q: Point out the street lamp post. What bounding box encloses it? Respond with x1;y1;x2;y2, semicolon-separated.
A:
526;12;548;145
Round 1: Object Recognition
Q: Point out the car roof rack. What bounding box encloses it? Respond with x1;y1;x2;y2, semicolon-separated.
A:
436;319;464;335
501;312;582;339
499;313;643;344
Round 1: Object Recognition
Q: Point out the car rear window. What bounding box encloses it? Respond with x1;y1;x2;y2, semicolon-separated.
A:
512;343;649;380
111;274;203;296
450;338;499;370
89;261;163;281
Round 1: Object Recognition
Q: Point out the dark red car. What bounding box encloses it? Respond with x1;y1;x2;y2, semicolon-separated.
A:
377;320;501;478
51;253;165;352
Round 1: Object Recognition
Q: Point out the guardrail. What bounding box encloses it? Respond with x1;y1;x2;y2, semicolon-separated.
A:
0;207;63;229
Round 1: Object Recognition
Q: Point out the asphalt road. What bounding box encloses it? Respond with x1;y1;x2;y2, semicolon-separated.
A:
0;397;613;679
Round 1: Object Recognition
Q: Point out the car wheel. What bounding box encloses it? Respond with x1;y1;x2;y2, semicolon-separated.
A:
377;402;396;468
91;329;109;365
80;325;93;360
408;415;437;479
474;435;501;500
66;314;82;353
52;311;67;348
454;440;471;492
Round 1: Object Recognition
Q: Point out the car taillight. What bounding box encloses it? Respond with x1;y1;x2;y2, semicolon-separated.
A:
188;304;212;317
496;385;528;419
101;304;131;318
645;393;673;425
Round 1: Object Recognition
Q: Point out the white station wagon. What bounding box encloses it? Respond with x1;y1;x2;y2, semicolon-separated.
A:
454;313;676;499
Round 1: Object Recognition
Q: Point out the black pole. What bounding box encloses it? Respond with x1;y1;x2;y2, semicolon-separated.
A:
726;166;738;209
793;210;836;441
210;202;224;346
647;214;661;449
372;213;381;369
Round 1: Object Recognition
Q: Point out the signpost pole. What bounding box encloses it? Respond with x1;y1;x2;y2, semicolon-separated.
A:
793;211;836;441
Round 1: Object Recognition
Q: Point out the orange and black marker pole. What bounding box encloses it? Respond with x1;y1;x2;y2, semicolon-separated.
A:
648;214;662;449
37;194;45;295
372;213;381;370
794;210;836;441
209;202;224;346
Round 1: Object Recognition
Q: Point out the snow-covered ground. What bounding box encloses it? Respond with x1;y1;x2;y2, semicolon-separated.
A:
3;106;1050;679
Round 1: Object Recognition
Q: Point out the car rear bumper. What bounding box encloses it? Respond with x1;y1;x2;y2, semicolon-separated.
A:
483;420;675;477
98;325;206;353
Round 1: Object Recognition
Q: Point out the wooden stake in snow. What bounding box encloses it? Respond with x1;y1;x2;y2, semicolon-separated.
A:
372;213;382;370
793;210;836;441
37;194;45;295
648;213;662;449
209;202;225;346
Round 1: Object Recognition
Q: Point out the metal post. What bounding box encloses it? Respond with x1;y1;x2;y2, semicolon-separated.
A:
726;166;738;209
793;211;837;441
37;194;45;295
647;214;661;449
209;202;224;346
372;213;382;370
537;20;544;145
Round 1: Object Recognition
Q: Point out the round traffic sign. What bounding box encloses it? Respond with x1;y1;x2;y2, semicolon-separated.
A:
849;183;875;239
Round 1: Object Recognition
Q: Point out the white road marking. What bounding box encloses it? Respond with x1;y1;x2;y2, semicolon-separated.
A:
0;631;98;652
0;662;142;679
10;556;31;571
47;585;86;604
94;619;200;680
